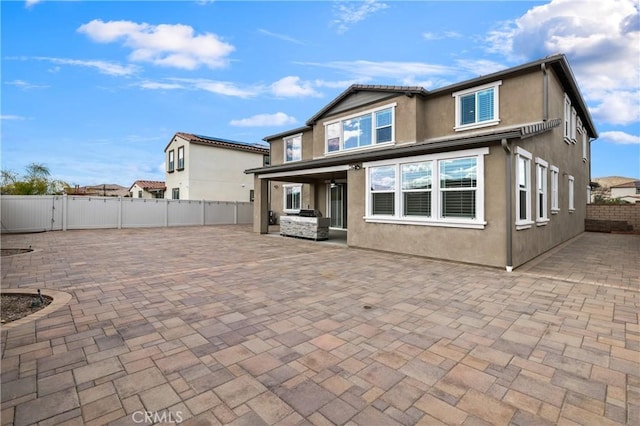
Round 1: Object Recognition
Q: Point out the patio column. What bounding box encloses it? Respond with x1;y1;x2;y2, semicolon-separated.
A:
254;176;269;234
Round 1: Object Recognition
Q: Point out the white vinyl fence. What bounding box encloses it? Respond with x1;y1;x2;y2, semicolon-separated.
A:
0;195;253;233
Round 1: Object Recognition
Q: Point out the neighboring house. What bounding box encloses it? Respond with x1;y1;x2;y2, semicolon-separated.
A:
129;180;166;199
68;184;130;197
247;54;597;270
611;180;640;203
164;132;269;201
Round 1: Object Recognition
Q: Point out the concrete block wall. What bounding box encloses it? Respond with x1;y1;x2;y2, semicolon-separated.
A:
586;204;640;232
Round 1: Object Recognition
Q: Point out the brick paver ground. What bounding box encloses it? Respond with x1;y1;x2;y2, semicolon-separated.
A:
1;226;638;425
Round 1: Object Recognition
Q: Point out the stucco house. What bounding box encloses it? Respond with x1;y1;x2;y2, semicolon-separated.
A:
165;132;269;201
129;180;166;199
247;54;597;270
610;180;640;203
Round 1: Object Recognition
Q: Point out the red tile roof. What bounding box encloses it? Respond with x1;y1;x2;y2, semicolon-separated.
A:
129;180;166;191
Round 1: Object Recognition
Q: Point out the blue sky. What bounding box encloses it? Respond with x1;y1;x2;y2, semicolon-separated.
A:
2;0;639;188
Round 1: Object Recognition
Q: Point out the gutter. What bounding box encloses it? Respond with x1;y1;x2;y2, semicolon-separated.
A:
501;138;513;272
541;62;548;121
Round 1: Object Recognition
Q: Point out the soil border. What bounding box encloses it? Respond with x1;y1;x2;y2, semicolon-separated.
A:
0;289;72;329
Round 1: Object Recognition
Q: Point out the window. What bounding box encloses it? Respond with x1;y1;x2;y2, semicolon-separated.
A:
636;187;640;195
168;150;175;172
440;157;477;219
401;161;432;217
283;184;301;212
325;104;395;153
515;147;532;229
284;134;302;162
249;189;255;202
138;190;143;198
364;148;488;229
535;158;548;224
581;127;588;162
172;188;179;199
568;175;575;212
370;165;396;216
570;107;577;143
550;166;559;213
263;154;270;166
453;81;501;130
563;94;571;142
177;146;185;170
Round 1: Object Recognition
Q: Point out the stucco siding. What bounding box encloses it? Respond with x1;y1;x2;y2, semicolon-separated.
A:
347;146;507;268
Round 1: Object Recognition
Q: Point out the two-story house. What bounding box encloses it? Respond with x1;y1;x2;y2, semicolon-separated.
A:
129;180;166;199
165;132;270;202
246;54;597;270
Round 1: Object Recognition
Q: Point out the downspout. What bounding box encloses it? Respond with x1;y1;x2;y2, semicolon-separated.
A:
541;62;548;122
501;138;513;272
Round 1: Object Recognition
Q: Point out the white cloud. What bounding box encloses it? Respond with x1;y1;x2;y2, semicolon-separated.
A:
258;29;304;45
171;78;257;97
138;81;185;90
485;0;640;127
77;19;235;70
1;115;27;120
331;0;389;34
230;112;297;127
299;60;455;85
5;80;48;89
34;57;139;76
455;59;508;78
600;131;640;145
423;31;462;41
25;0;41;8
589;90;640;125
270;76;321;97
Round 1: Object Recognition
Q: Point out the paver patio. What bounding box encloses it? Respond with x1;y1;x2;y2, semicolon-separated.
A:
1;226;638;425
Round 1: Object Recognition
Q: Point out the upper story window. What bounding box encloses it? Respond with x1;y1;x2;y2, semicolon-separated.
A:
568;175;575;212
177;146;185;170
284;134;302;162
263;154;270;166
453;81;501;131
325;104;395;154
167;150;175;173
172;188;179;199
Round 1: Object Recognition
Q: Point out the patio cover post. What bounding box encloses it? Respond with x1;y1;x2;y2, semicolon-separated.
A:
254;176;269;234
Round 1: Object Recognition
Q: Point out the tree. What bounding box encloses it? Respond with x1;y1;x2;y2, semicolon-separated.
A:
1;163;69;195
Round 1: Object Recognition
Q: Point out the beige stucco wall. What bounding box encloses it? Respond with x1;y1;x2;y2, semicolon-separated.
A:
164;136;264;201
346;146;507;268
422;71;545;139
509;68;590;267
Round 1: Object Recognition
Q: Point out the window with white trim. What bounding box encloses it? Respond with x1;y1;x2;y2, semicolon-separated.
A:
568;175;575;212
570;107;577;143
370;166;396;215
563;94;572;142
283;184;302;212
453;81;501;131
401;161;432;217
284;134;302;162
550;166;559;213
325;104;395;153
364;148;487;229
581;127;588;161
515;147;532;229
535;158;548;224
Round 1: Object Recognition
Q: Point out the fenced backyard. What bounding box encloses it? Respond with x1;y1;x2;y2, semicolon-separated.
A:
0;195;253;233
